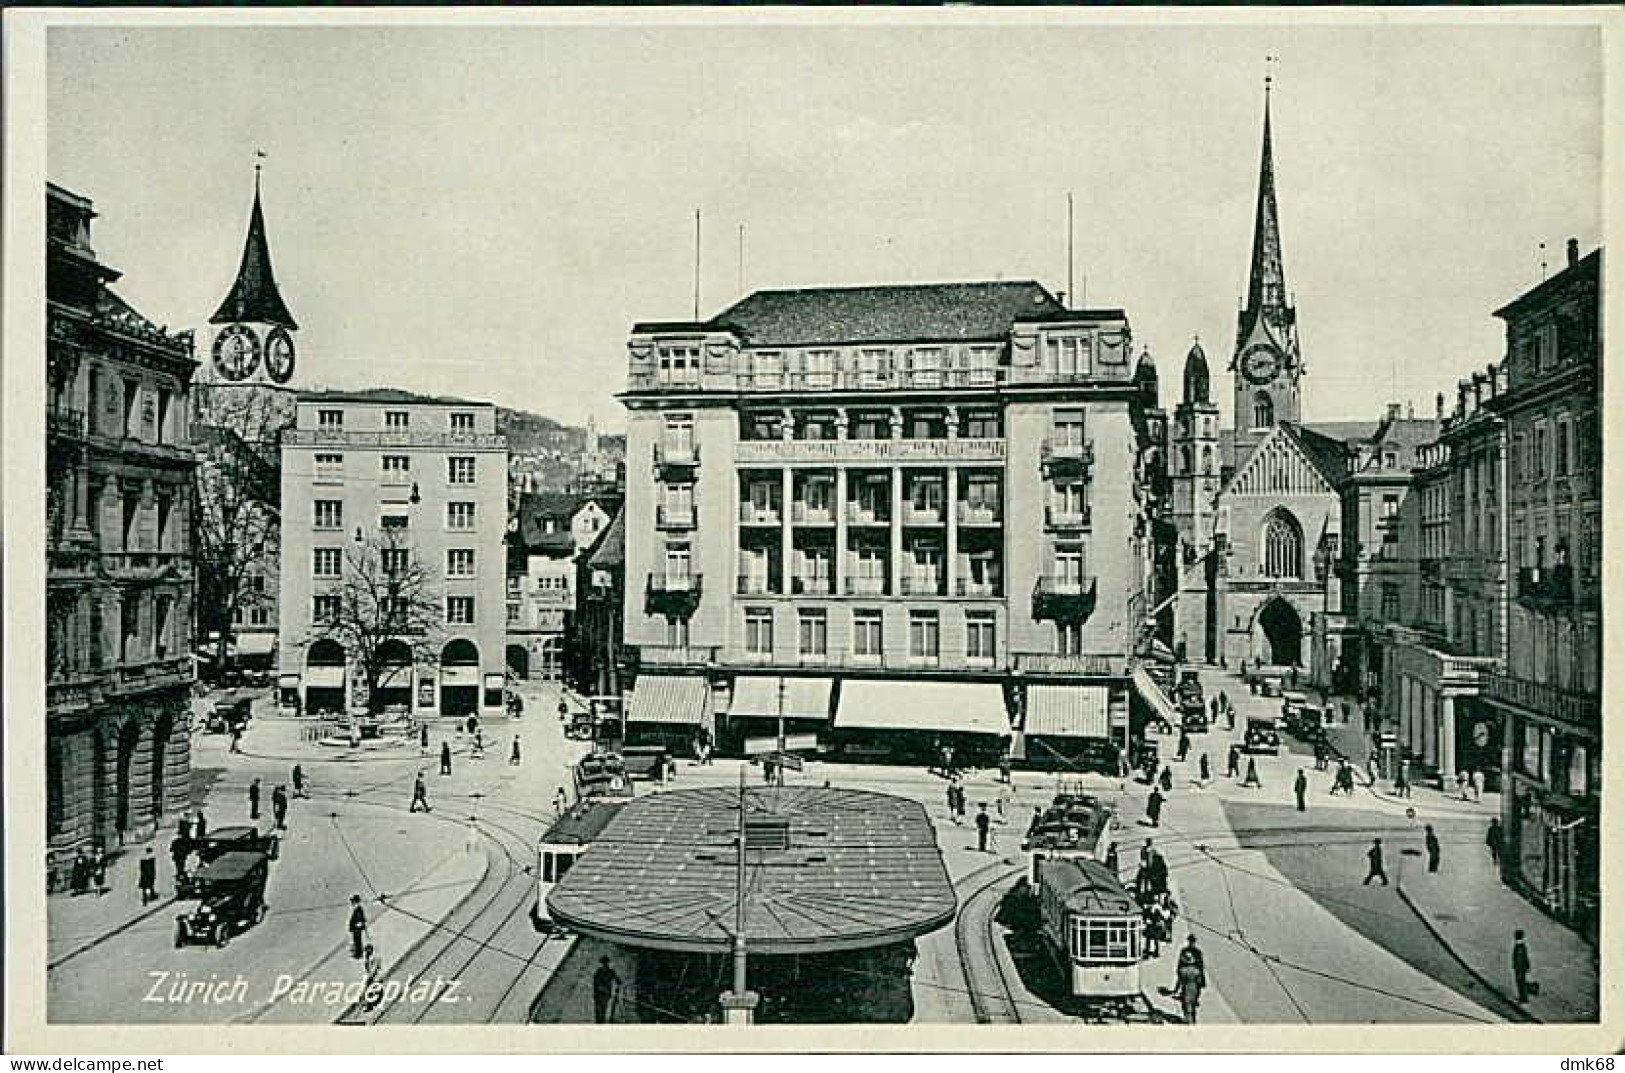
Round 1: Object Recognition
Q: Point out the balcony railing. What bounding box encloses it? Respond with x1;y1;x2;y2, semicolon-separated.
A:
956;503;1001;526
791;577;833;596
739;503;782;525
737;575;774;596
898;575;945;597
1040;438;1096;474
654;441;700;469
638;644;720;668
736;437;1005;466
845;506;891;526
900;505;944;526
844;576;889;596
1517;565;1573;609
645;572;702;618
1044;505;1093;532
954;578;1003;598
656;505;697;530
48;406;87;439
1483;670;1598;728
1012;653;1117;676
791;505;836;525
284;429;505;450
1032;576;1099;624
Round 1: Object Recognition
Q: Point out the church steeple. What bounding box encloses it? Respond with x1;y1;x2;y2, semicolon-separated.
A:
1245;79;1288;318
211;169;297;330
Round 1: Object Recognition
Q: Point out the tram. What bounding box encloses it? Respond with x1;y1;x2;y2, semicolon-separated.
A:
1034;856;1143;1000
573;751;633;802
1023;786;1117;886
532;800;624;933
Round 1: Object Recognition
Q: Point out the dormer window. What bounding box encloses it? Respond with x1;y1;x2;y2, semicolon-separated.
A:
318;409;343;429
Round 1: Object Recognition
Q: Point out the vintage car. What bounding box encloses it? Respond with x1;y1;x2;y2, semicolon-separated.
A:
566;710;598;741
193;825;281;865
1175;671;1208;732
1243;717;1282;755
1286;702;1330;744
205;693;254;735
174;850;269;947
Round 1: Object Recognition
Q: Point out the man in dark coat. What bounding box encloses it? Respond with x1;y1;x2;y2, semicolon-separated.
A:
178;815;193;842
421;723;431;751
69;848;89;895
1294;769;1308;812
592;957;622;1023
1198;753;1211;783
1313;740;1328;771
1425;824;1441;873
1487;818;1503;867
1242;757;1261;788
411;771;431;812
1146;847;1168;897
1145;787;1164;828
975;803;992;853
440;741;453;776
1176;730;1191;762
1027;806;1044;837
138;846;158;904
292;764;308;798
1174;935;1207;1024
193;809;207;840
348;894;368;958
169;836;190;892
1363;838;1388;886
1226;745;1241;779
1512;930;1535;1002
248;777;262;820
271;785;289;830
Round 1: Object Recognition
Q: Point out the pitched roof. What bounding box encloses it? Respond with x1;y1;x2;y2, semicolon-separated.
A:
585;506;625;569
210;183;297;329
295;387;491;407
1285;423;1353;487
1301;420;1380;443
692;280;1066;347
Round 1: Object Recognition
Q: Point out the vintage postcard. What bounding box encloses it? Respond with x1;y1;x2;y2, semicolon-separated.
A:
3;6;1619;1055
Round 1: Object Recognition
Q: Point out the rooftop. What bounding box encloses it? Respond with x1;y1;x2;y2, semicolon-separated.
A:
296;387;492;407
546;786;955;954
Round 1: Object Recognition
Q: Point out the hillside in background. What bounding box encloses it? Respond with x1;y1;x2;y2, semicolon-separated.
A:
496;405;585;454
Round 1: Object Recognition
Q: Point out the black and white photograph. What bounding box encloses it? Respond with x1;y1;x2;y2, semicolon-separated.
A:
5;7;1614;1051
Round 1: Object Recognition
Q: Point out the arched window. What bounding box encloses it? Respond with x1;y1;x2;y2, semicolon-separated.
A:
1252;392;1275;429
1201;446;1214;475
1261;510;1303;579
1178;446;1193;475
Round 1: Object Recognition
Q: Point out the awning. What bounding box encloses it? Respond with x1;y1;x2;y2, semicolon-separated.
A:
1025;685;1110;739
305;665;345;689
237;633;277;657
1131;663;1182;725
627;674;712;728
836;680;1010;736
278;674;302;690
728;676;834;721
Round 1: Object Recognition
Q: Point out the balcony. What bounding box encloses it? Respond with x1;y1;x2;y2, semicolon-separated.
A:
1032;576;1098;624
48;405;87;440
1517;565;1573;609
1012;652;1117;676
1044;505;1093;532
739;503;782;525
898;575;945;597
954;578;1003;598
791;576;833;596
735;437;1005;466
725;366;1011;394
645;572;702;618
638;644;720;668
901;505;944;526
844;576;889;596
654;441;700;473
284;429;505;450
1040;438;1095;476
845;506;891;527
1483;671;1598;729
791;504;836;526
737;575;774;596
956;503;1001;526
656;505;697;530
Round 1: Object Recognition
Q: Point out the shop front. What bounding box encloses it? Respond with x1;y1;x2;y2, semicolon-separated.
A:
1499;703;1600;940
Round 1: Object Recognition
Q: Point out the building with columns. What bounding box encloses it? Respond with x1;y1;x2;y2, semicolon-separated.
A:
618;279;1166;766
46;182;199;887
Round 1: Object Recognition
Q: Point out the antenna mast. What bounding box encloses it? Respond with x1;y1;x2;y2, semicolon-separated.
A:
1067;191;1075;308
693;209;702;321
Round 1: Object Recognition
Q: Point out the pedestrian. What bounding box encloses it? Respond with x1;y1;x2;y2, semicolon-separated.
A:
348;894;368;958
510;735;522;766
1142;901;1167;958
1487;818;1502;867
592;956;622;1023
1173;935;1207;1024
998;755;1013;785
1294;769;1307;812
1208;697;1219;726
1395;762;1411;798
230;724;243;753
945;781;958;823
1198;753;1211;783
440;741;452;777
1512;929;1537;1003
995;782;1011;823
1105;842;1119;876
1366;754;1379;788
193;808;207;840
1456;771;1470;801
1243;757;1261;788
178;815;193;843
92;842;108;895
69;848;89;895
169;836;190;892
360;943;383;1013
954;779;968;822
1470;769;1485;802
248;777;262;820
975;803;992;853
271;785;289;830
411;771;431;813
292;764;308;799
1176;730;1191;763
1227;745;1240;779
1363;838;1388;886
1027;806;1044;837
558;698;570;723
1425;824;1441;873
554;787;569;818
1146;787;1164;828
1313;740;1327;772
1159;766;1174;793
133;845;157;904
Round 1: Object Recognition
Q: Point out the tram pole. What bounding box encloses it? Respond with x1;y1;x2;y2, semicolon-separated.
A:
719;763;758;1024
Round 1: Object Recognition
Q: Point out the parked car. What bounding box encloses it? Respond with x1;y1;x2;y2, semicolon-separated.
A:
174;850;269;947
1243;717;1281;755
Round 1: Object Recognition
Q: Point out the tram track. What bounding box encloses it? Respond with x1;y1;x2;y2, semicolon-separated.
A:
953;864;1025;1024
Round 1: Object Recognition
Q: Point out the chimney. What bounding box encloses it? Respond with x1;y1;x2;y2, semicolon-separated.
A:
1386;402;1401;421
1055;291;1066;308
1567;238;1580;268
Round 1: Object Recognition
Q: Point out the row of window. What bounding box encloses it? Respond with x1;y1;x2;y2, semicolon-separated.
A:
653;344;1005;389
311;546;479;578
313;594;479;625
317;409;477;432
314;453;477;483
1510;411;1598;485
313;500;479;530
659;408;1086;446
732;607;999;662
733;473;1021;517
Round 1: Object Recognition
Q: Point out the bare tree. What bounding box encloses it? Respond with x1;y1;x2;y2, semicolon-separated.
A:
309;528;442;715
191;383;292;681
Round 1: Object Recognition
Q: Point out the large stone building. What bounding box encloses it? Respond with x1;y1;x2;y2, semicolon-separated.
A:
617;277;1165;763
46;183;199;886
504;491;618;681
278;390;509;718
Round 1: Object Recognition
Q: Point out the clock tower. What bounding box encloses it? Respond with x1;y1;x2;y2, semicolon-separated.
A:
1230;78;1302;456
205;166;299;390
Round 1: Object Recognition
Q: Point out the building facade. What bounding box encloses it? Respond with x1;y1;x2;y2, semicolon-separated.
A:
46;183;199;887
619;279;1162;760
1482;242;1602;938
278;390;509;718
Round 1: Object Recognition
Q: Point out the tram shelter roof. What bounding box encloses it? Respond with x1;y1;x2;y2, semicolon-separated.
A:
546;786;954;955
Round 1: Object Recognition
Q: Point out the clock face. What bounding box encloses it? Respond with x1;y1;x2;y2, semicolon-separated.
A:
265;327;297;384
1241;342;1282;385
212;324;261;381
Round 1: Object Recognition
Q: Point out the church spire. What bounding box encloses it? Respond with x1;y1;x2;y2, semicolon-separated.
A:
1245;66;1287;317
211;165;298;329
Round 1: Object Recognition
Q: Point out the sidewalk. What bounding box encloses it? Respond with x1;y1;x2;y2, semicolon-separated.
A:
47;849;178;967
1396;842;1598;1022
